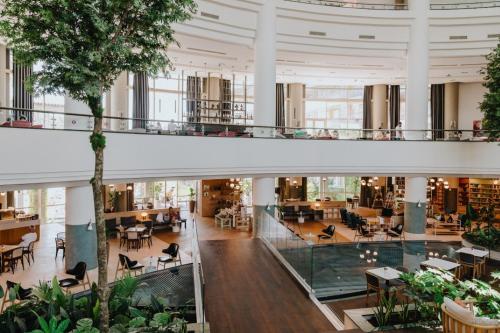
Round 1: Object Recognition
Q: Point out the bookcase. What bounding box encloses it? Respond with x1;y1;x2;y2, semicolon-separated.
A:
459;178;499;216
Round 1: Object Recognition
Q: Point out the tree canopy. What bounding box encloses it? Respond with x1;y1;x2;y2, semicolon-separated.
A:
0;0;196;104
480;41;500;141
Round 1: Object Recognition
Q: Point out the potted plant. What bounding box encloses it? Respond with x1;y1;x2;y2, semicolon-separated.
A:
188;187;196;214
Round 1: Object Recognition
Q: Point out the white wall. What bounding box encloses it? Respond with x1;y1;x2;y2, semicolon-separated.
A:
458;82;486;131
0;128;499;189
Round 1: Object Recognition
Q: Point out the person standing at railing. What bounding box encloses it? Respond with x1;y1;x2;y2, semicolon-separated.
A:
395;122;403;140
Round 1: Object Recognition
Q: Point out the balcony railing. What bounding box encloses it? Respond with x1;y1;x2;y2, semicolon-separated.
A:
430;1;500;10
284;0;408;10
284;0;500;10
1;106;497;142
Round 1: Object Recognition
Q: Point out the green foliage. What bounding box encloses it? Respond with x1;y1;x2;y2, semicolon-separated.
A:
29;316;70;333
373;291;397;328
188;187;195;200
463;227;499;251
90;133;106;152
71;319;99;333
480;40;500;140
458;278;500;319
0;0;196;105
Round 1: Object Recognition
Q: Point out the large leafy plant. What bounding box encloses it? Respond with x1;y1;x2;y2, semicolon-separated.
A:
0;1;196;332
480;40;500;141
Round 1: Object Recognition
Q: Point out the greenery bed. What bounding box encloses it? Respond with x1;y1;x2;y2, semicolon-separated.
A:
0;276;192;333
462;227;500;251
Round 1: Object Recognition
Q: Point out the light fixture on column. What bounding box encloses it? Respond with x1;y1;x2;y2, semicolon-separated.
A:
417;201;422;208
265;203;270;210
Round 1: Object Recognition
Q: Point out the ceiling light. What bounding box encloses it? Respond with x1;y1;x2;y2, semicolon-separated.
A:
373;177;379;181
0;192;5;196
438;178;444;182
430;179;436;183
109;184;114;188
126;185;133;191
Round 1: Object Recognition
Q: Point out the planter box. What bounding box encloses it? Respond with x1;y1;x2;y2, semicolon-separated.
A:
462;238;500;261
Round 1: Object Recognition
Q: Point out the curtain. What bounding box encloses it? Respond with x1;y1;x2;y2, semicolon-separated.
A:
276;83;285;129
186;76;201;124
431;84;445;140
132;72;149;129
389;85;400;138
13;58;33;121
362;86;373;138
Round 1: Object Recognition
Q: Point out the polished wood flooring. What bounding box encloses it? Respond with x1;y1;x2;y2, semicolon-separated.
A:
199;238;336;333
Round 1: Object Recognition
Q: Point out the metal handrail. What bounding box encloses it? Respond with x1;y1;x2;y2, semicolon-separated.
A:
284;0;408;10
430;1;500;10
1;106;497;141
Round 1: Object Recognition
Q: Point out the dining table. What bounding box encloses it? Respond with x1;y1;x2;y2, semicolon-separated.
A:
456;247;488;258
366;267;402;281
126;226;147;233
420;258;460;271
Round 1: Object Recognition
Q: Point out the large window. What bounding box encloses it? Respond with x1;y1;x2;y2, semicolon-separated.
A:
13;187;65;223
305;87;364;137
306;177;361;201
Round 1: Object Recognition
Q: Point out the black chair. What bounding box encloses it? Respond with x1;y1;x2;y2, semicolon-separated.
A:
59;262;90;292
340;208;348;224
318;225;336;243
381;207;393;218
354;224;374;242
3;248;25;273
120;216;137;228
386;223;405;240
22;241;35;265
105;218;117;238
158;243;182;269
115;254;144;280
55;237;65;259
1;281;32;312
141;228;153;248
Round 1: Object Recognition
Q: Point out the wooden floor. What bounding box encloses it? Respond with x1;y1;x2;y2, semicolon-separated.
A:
200;238;336;333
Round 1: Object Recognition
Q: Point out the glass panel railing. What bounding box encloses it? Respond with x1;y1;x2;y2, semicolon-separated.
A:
191;219;207;332
284;0;408;10
1;107;497;142
430;1;500;10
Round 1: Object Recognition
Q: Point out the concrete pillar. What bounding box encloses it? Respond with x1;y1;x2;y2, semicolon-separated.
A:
0;44;8;122
286;83;305;128
110;72;129;131
64;96;93;130
372;84;388;129
444;82;459;133
404;177;427;238
65;185;97;270
406;0;429;140
253;0;276;137
252;177;276;237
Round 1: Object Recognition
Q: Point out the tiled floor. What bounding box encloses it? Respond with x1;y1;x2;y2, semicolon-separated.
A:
0;214;251;292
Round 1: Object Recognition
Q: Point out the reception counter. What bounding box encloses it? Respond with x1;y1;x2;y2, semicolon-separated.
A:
0;218;40;245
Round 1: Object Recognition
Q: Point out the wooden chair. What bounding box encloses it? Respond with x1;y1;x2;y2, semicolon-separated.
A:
458;252;480;279
126;231;140;251
3;248;25;273
441;303;499;333
141;228;153;248
472;245;487;277
365;272;384;304
59;262;91;293
115;254;144;281
157;243;182;269
117;225;127;249
55;237;65;259
23;241;35;265
1;281;32;313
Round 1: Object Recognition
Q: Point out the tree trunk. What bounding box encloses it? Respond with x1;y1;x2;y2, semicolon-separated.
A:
89;97;110;333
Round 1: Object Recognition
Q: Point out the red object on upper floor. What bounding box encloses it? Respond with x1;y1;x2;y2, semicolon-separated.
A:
1;120;43;128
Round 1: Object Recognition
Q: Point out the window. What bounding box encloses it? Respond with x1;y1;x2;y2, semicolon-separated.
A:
307;177;321;201
45;188;65;223
308;176;361;201
305;86;364;137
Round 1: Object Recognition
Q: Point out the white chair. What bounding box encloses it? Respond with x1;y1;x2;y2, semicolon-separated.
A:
126;232;140;251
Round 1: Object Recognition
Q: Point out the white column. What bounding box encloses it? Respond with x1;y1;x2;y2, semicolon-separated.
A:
64;96;93;130
65;185;97;269
404;177;427;238
286;83;305;128
0;44;8;122
110;72;129;131
444;82;459;133
406;0;429;140
372;84;388;129
253;0;276;137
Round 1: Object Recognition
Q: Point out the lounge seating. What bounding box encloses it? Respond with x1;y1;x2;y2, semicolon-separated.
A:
318;225;336;243
441;299;499;333
386;223;405;240
1;281;32;312
115;254;144;280
59;262;90;293
354;224;374;242
55;236;65;259
3;247;25;273
158;243;182;269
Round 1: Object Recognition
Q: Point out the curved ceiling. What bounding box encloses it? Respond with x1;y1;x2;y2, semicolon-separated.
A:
168;0;500;85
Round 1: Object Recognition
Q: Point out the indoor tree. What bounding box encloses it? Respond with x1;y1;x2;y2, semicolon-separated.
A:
0;1;195;331
480;40;500;140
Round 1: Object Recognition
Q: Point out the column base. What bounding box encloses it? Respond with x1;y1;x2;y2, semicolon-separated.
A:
404;200;427;234
404;232;428;240
65;223;97;270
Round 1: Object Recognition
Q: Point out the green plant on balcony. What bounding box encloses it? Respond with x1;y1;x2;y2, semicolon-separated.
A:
480;40;500;141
